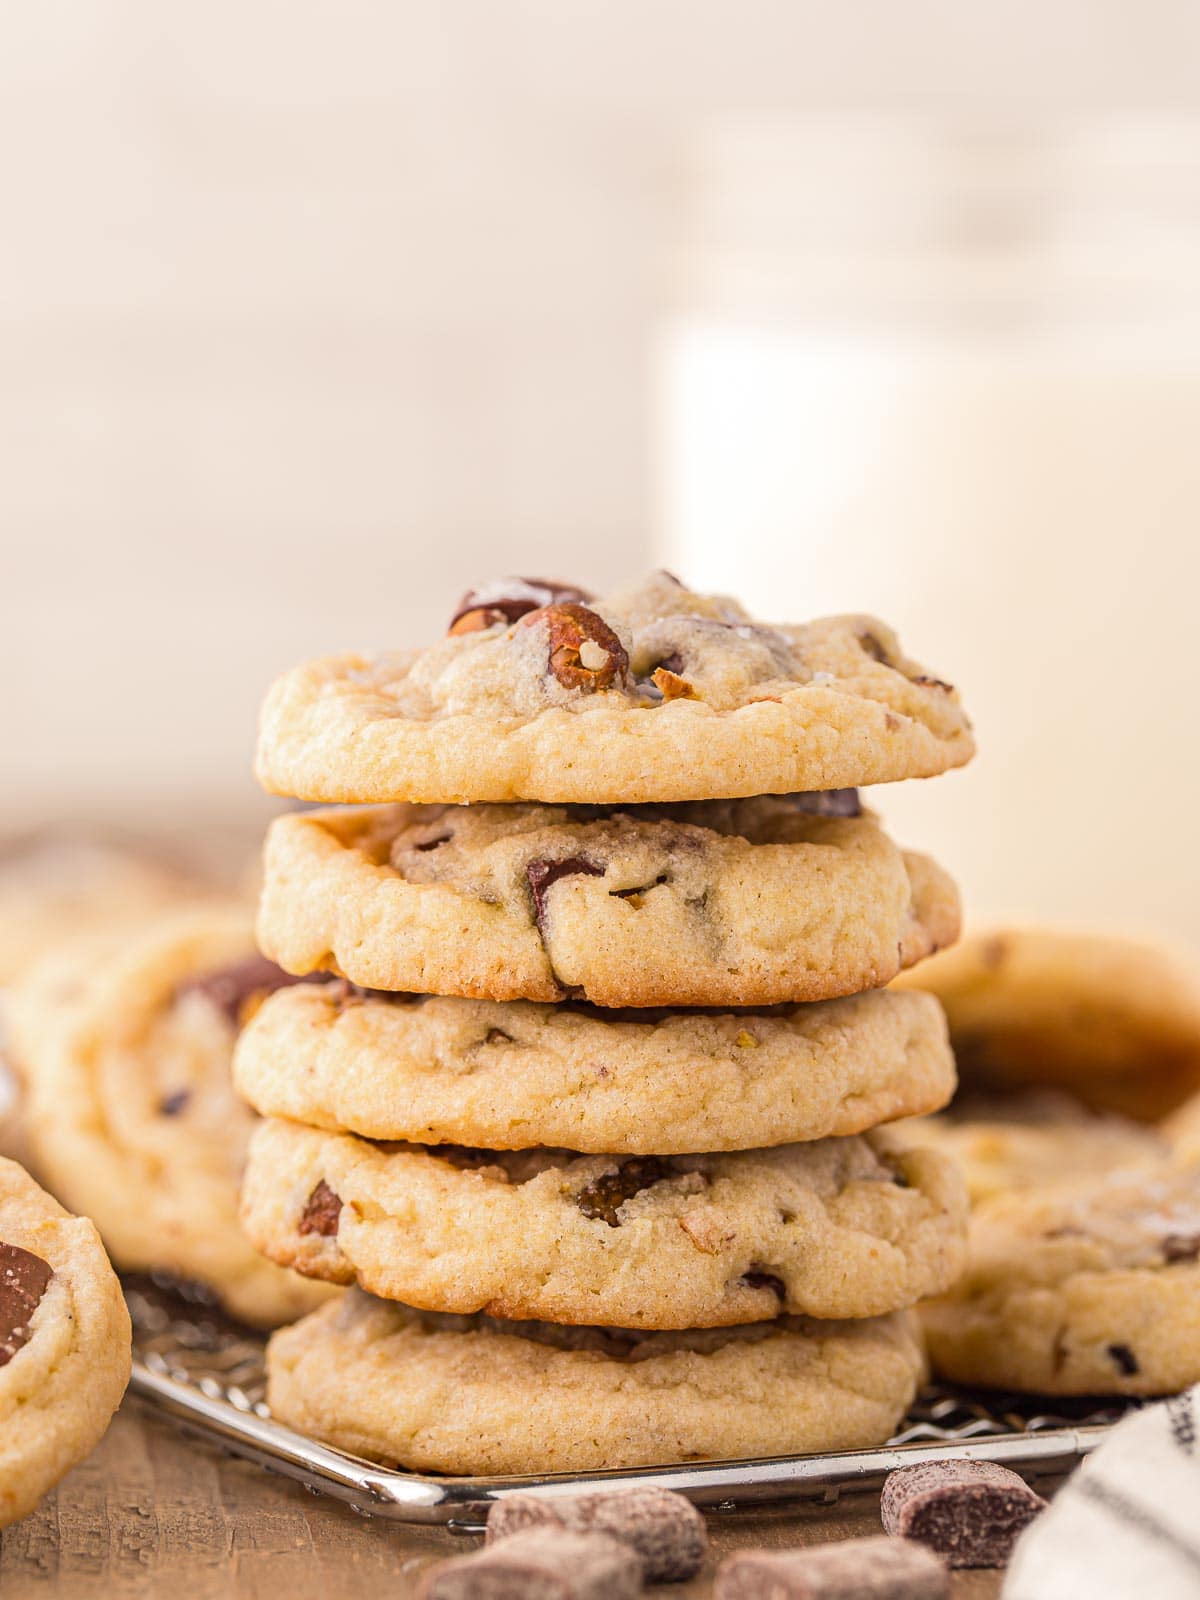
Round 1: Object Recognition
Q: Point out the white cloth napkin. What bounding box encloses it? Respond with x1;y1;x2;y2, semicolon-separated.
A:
1004;1386;1200;1599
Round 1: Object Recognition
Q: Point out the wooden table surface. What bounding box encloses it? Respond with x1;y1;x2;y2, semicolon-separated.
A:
0;1399;1009;1600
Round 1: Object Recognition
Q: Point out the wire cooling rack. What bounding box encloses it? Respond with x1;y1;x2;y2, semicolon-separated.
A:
126;1278;1130;1528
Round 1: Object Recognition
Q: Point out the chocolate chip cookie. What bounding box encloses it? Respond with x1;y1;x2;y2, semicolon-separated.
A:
894;925;1200;1120
8;907;338;1328
241;1119;967;1327
255;572;974;805
922;1165;1200;1395
234;982;955;1153
266;1289;925;1473
892;1093;1168;1205
0;1156;130;1527
257;797;959;1007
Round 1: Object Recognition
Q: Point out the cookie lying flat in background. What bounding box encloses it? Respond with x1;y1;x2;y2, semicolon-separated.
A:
7;906;337;1328
256;571;974;805
0;1157;130;1528
922;1164;1200;1395
266;1290;926;1475
893;925;1200;1121
891;1092;1168;1206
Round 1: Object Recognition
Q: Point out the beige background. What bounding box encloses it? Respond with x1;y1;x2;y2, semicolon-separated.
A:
3;3;1199;937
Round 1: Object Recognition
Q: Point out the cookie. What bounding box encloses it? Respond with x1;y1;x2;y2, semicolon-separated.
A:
0;1157;131;1527
894;926;1200;1120
255;572;974;805
234;983;955;1153
257;797;959;1007
7;908;337;1329
265;1289;925;1473
922;1165;1200;1395
241;1119;967;1327
892;1093;1168;1205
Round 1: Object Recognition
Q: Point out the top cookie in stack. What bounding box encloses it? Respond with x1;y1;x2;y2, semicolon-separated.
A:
241;572;974;1476
255;569;973;805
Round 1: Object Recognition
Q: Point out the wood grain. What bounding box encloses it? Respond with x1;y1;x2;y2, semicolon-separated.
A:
0;1399;1005;1599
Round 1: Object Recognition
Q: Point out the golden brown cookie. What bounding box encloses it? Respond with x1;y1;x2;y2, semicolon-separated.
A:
7;908;337;1328
241;1118;967;1328
266;1290;925;1474
894;926;1200;1120
257;798;959;1007
234;983;956;1153
255;572;974;805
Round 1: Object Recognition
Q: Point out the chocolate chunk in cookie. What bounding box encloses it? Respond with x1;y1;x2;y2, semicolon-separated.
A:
0;1241;53;1366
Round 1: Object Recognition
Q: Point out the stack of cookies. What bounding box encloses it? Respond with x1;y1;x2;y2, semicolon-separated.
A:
236;572;975;1474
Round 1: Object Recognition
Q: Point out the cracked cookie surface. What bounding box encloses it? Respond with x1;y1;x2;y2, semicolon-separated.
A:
894;925;1200;1120
8;908;337;1328
266;1288;925;1473
922;1165;1200;1395
256;796;959;1007
242;1119;967;1328
234;982;955;1153
255;572;974;804
0;1157;130;1527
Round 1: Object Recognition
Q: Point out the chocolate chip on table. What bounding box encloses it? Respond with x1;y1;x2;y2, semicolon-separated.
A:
577;1158;669;1226
880;1460;1047;1569
0;1242;54;1367
486;1487;708;1583
526;857;605;926
417;1528;642;1600
518;603;630;691
716;1535;948;1598
177;955;316;1025
1107;1343;1140;1377
448;578;594;635
297;1181;342;1238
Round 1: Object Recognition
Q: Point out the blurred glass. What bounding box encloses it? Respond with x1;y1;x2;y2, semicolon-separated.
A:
660;116;1200;938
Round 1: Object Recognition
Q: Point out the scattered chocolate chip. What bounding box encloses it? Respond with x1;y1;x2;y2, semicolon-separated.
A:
577;1158;669;1227
298;1181;342;1238
418;1529;641;1600
716;1535;948;1598
526;857;605;926
448;578;593;636
487;1487;708;1583
1163;1234;1200;1264
787;789;862;817
740;1270;786;1301
882;1461;1046;1569
519;603;630;692
1108;1343;1140;1377
177;956;317;1026
0;1242;53;1367
158;1089;191;1117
